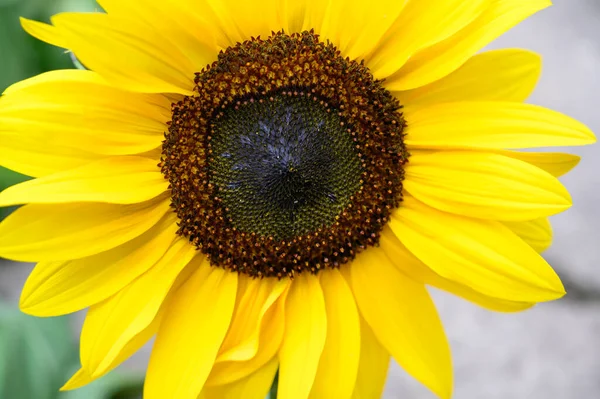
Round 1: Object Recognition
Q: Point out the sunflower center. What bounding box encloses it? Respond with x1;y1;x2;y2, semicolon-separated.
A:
209;92;362;240
161;31;408;278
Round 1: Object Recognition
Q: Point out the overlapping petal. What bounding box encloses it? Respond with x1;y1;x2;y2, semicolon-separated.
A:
0;157;167;206
385;0;552;90
0;196;170;262
20;17;67;48
319;0;407;60
20;213;178;316
379;229;535;312
206;288;287;386
62;308;163;390
277;274;327;399
23;13;196;94
404;151;571;221
0;139;102;179
79;239;197;377
145;260;238;399
309;269;360;399
216;276;288;362
200;357;279;399
350;316;390;399
404;101;596;149
97;0;217;67
393;49;541;106
206;0;282;45
409;149;581;179
493;150;580;178
367;0;487;79
350;247;452;399
503;218;553;253
0;70;170;176
391;196;565;302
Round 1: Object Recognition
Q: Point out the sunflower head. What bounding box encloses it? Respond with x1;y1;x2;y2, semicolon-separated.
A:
161;30;408;277
0;1;595;399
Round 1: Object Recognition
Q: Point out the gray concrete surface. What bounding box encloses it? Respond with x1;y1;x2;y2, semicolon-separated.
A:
1;0;599;398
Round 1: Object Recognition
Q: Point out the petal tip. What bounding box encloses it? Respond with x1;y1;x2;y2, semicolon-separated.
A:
545;278;566;300
588;132;597;144
19;305;48;317
18;289;36;315
430;372;454;399
60;368;89;391
19;16;66;49
19;294;61;318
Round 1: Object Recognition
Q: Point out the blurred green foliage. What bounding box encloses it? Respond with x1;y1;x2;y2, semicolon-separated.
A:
0;304;144;399
0;0;98;217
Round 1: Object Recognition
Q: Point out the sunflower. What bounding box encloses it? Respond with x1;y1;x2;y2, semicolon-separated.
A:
0;0;595;398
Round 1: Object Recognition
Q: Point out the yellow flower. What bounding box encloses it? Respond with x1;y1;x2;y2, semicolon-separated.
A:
0;0;595;398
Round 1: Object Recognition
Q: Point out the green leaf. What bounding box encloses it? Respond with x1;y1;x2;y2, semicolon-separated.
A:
0;168;30;192
0;305;77;399
266;370;279;399
0;303;145;399
0;167;29;220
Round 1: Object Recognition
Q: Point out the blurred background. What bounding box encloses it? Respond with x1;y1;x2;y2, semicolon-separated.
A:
0;0;599;398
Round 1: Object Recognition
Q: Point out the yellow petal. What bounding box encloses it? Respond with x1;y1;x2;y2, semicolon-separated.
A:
0;157;166;206
394;49;541;106
410;148;581;178
64;262;198;390
97;0;217;69
320;0;407;60
279;0;339;37
379;229;534;312
351;316;390;399
0;83;171;147
391;196;565;302
217;276;288;362
0;196;170;262
0;70;170;176
0;69;172;131
278;0;311;34
350;247;452;399
20;213;178;316
206;0;281;45
20;17;66;48
61;307;163;390
385;0;552;90
404;151;572;221
492;150;580;178
503;218;553;253
201;357;278;399
79;239;197;377
206;286;288;386
60;369;89;391
0;140;102;179
3;69;172;120
49;13;195;94
368;0;487;80
145;262;238;399
405;101;596;149
277;273;327;399
308;269;360;399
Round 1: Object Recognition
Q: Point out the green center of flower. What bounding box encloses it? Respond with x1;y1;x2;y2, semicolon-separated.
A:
209;92;362;240
161;31;408;278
